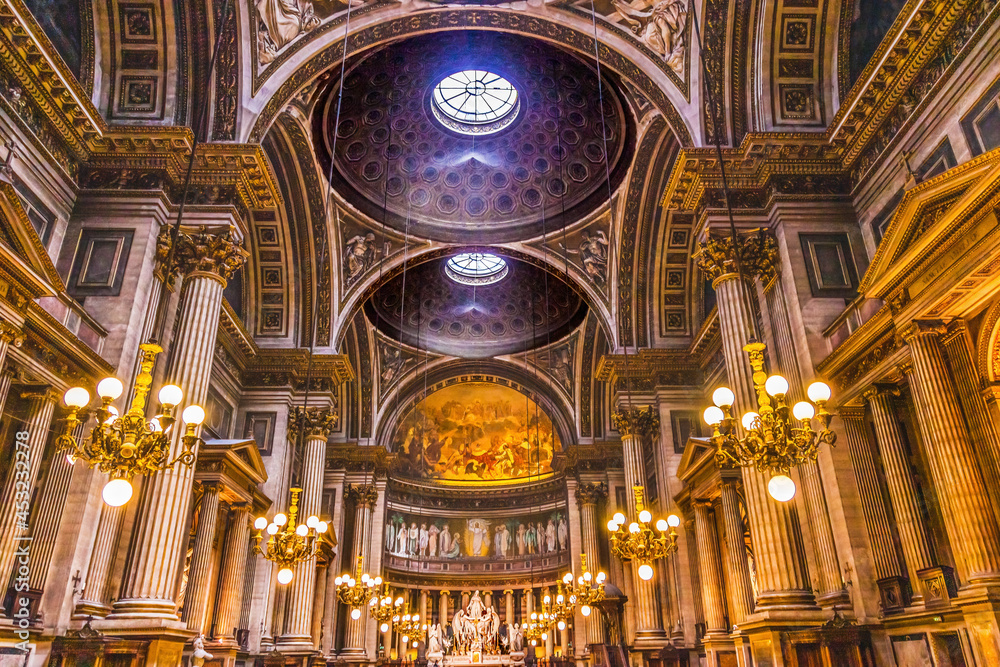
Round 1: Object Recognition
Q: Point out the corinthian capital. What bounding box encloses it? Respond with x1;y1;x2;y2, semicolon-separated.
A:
156;227;247;281
346;483;379;508
0;320;24;346
694;228;779;285
288;406;339;441
575;482;608;507
612;406;660;438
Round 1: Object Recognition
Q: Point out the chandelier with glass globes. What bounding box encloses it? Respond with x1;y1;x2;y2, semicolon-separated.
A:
335;556;382;620
392;607;426;648
561;554;606;618
702;341;835;502
607;486;680;580
252;487;329;585
372;586;399;633
524;609;553;646
58;343;205;507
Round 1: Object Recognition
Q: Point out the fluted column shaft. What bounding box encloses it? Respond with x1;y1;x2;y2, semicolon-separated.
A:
866;387;936;585
0;390;57;589
841;409;904;582
112;272;227;618
76;504;126;615
711;273;815;610
283;411;336;646
904;326;1000;585
182;483;221;632
0;321;20;415
26;448;75;591
693;502;727;634
718;481;755;624
576;483;607;645
504;589;514;624
613;409;666;644
214;503;251;640
344;484;378;654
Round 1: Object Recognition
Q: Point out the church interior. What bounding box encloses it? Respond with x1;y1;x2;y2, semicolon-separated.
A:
1;0;1000;665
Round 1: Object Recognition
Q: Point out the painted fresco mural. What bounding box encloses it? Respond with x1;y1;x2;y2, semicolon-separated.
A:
391;382;561;483
385;510;569;560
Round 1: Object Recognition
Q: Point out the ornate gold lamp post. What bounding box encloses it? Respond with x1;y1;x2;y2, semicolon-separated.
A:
702;350;835;501
607;486;680;580
58;343;204;506
335;555;381;619
562;554;606;618
252;487;329;584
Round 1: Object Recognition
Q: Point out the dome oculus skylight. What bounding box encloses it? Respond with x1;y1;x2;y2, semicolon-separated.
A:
432;70;519;135
445;252;509;286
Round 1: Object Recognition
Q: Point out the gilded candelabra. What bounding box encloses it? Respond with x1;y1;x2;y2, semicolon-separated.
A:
524;611;553;646
607;487;680;580
702;341;835;501
335;556;382;619
562;554;606;617
59;343;204;507
252;487;329;585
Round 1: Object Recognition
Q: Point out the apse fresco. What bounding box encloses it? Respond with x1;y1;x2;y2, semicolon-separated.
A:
392;382;560;483
385;510;569;560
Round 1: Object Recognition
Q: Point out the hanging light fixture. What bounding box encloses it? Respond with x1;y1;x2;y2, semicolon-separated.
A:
702;367;835;501
335;555;382;618
606;486;680;580
524;593;554;647
372;586;399;633
561;554;606;617
58;343;203;506
392;603;426;647
252;487;329;585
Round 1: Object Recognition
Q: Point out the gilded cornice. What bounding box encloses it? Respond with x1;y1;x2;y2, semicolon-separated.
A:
16;301;114;387
814;305;903;394
0;181;64;290
327;443;389;475
660;0;993;213
595;348;703;390
561;441;625;475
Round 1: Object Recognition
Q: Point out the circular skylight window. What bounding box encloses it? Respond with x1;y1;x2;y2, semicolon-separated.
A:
432;70;519;135
445;252;509;285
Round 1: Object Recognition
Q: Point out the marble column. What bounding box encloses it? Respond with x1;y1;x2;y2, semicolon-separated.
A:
575;482;607;645
75;504;126;616
611;407;666;645
343;483;379;657
420;590;428;635
25;445;76;591
110;229;245;621
504;589;514;624
0;321;21;414
693;501;727;636
0;389;58;589
544;587;554;657
462;590;470;610
213;503;251;641
695;248;816;612
440;590;450;625
865;385;937;591
841;407;907;608
901;323;1000;586
281;406;338;648
718;480;755;625
182;482;222;632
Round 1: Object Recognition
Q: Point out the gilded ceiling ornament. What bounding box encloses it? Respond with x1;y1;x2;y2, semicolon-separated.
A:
694;229;779;285
288;406;339;441
612;406;660;439
346;483;379;508
155;227;248;282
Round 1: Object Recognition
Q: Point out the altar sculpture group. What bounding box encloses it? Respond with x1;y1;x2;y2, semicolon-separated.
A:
425;591;526;665
386;515;569;559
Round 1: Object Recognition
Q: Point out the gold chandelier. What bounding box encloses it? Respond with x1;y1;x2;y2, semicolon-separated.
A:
545;583;576;632
392;606;426;647
702;341;835;501
252;487;329;585
561;554;606;618
524;609;553;646
59;343;204;507
335;556;382;619
372;585;399;633
607;486;679;580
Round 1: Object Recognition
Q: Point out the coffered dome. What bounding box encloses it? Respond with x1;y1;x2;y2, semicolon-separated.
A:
314;31;634;243
364;254;586;358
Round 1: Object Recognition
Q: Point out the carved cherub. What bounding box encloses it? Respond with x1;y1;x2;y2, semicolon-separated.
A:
611;0;688;74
